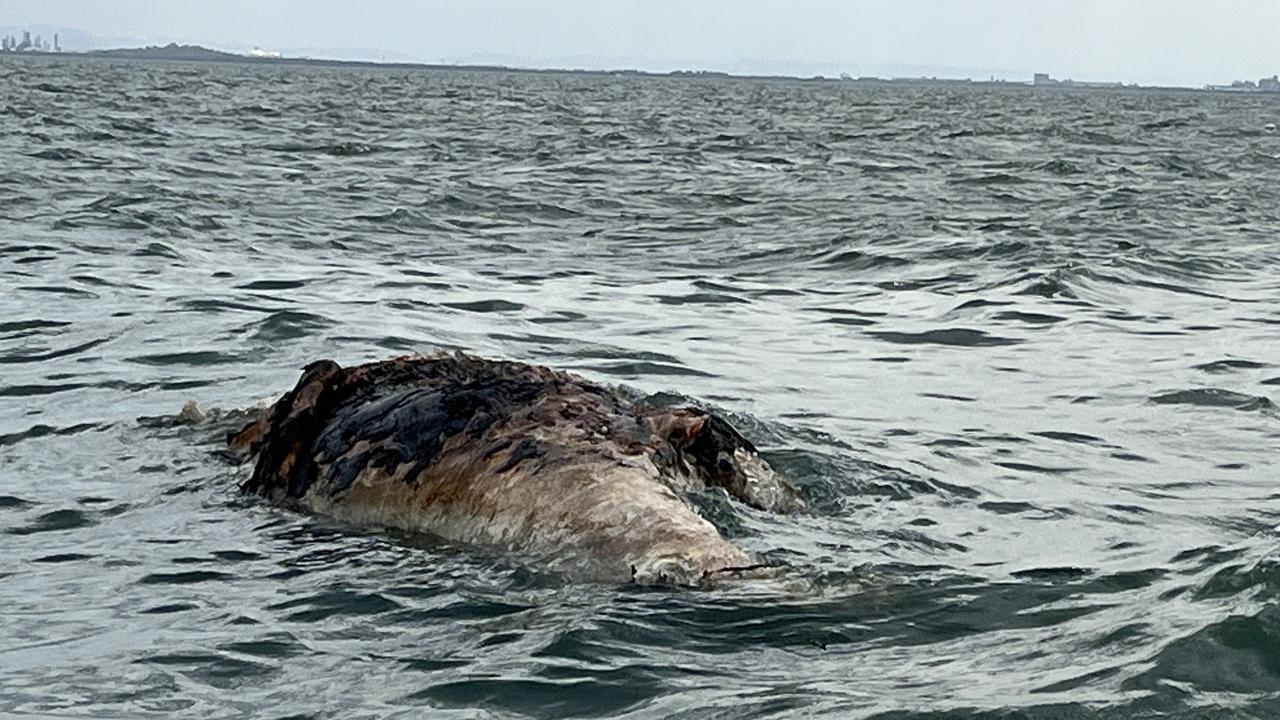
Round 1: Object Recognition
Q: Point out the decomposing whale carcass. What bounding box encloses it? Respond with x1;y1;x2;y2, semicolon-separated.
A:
229;352;804;585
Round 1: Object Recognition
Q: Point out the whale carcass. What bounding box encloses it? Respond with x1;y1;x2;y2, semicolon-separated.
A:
229;352;804;584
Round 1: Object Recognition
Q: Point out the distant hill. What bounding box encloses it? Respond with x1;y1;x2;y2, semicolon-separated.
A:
88;43;240;62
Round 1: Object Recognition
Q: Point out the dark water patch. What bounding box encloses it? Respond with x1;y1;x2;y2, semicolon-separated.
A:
951;172;1030;185
268;589;403;622
1031;666;1124;696
1193;358;1269;374
0;382;89;397
1093;270;1230;302
101;377;228;392
70;273;134;288
135;652;274;689
822;315;878;327
1038;158;1083;175
993;461;1082;475
110;118;164;135
140;602;201;615
980;501;1048;515
247;310;333;341
1142;116;1195;130
407;668;671;718
992;311;1066;325
211;549;269;562
131;241;183;259
0;318;72;335
1031;430;1107;445
442;299;526;313
550;344;686;366
391;655;471;672
1010;566;1091;582
1194;558;1280;600
1263;377;1280;386
237;278;311;290
1156;154;1229;180
266;141;383;156
323;334;426;353
0;243;62;255
28;147;85;161
14;254;55;265
218;636;308;658
16;284;99;298
177;298;281;314
1171;544;1246;568
771;447;978;505
85;193;148;210
54;213;153;231
582;360;713;378
1123;604;1280;696
0;495;35;509
928;438;978;448
126;350;244;366
950;299;1010;312
1011;272;1079;299
1149;388;1274;411
34;552;95;563
817;248;911;271
807;306;889;319
654;292;750;305
138;571;234;585
78;495;114;506
232;104;281;116
0;422;103;447
920;392;976;402
869;328;1021;347
6;508;96;535
32;82;73;93
876;274;976;292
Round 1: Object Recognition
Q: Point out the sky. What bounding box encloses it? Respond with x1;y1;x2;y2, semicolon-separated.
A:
3;0;1278;86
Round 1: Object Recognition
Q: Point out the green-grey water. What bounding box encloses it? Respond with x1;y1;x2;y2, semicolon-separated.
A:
2;55;1279;719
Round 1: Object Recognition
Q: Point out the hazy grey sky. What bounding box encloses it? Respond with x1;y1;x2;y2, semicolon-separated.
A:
5;0;1278;86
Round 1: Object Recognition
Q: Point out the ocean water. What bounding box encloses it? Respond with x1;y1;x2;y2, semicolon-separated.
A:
2;55;1279;719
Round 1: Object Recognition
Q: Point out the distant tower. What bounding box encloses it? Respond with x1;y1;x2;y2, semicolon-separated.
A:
33;34;41;51
54;33;60;52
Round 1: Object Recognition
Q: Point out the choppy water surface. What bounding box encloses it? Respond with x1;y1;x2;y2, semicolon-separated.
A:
2;55;1279;719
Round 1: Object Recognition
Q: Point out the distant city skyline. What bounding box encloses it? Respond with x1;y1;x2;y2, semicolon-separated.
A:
4;1;1280;87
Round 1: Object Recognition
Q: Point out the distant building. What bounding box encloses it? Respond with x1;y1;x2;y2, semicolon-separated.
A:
54;33;60;52
1209;76;1280;93
1033;72;1125;89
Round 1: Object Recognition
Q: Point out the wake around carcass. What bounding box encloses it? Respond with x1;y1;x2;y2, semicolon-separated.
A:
222;352;804;585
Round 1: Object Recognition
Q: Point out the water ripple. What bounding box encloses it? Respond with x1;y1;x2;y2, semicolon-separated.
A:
1;56;1278;720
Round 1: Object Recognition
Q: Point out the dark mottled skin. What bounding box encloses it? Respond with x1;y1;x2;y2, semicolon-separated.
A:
232;352;805;583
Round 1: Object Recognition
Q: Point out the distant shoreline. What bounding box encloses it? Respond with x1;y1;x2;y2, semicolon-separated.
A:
0;43;1225;94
